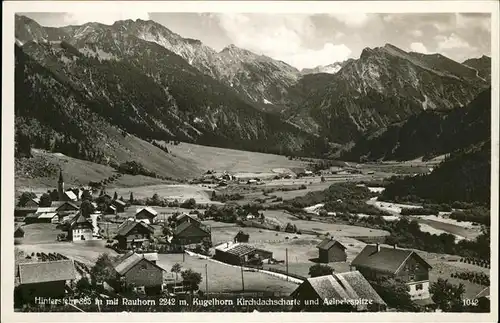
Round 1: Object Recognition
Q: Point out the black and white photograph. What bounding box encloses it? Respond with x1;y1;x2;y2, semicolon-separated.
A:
2;0;498;321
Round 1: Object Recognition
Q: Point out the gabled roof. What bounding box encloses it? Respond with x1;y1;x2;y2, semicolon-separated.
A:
174;221;210;236
37;212;58;219
113;199;127;207
299;271;386;308
64;191;78;200
56;201;79;211
115;219;154;237
18;260;76;284
108;205;117;211
351;245;432;274
317;238;347;251
113;252;164;276
70;212;93;229
136;207;158;216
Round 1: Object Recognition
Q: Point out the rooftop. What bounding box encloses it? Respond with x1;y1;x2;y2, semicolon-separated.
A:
317;238;347;251
299;271;386;309
115;219;155;237
215;242;256;257
136;207;158;216
351;245;432;274
113;252;163;276
18;260;76;284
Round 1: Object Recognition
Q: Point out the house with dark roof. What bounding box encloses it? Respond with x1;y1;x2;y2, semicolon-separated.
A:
16;260;76;302
135;207;158;223
68;212;94;241
114;220;155;250
175;213;201;226
290;271;387;312
112;252;165;295
56;201;79;213
351;244;433;301
173;220;211;247
317;238;347;263
112;199;127;213
106;204;117;215
213;242;272;266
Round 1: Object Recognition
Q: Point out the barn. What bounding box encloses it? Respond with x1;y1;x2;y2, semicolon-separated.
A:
16;260;77;303
317;238;347;263
214;242;273;266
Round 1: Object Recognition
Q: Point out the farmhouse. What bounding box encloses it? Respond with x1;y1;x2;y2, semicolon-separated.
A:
16;260;76;302
317;238;347;263
173;221;211;247
68;212;94;241
290;271;387;312
176;213;201;226
114;219;155;250
112;199;127;213
55;201;79;213
112;252;165;295
135;207;158;223
214;242;273;266
351;244;433;300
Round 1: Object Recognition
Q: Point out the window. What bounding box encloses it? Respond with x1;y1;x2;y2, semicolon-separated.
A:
416;283;423;290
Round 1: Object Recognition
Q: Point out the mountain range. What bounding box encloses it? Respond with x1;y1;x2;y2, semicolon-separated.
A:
14;14;492;165
342;88;491;161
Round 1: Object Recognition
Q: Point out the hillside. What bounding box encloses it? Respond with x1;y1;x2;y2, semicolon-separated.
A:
462;55;492;81
15;15;302;114
285;44;489;143
341;88;491;161
15;17;317;164
380;140;491;204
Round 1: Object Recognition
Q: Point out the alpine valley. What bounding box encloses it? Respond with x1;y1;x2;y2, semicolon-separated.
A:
15;14;491;169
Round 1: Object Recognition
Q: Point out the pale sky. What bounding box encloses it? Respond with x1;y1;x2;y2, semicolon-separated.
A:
19;12;491;70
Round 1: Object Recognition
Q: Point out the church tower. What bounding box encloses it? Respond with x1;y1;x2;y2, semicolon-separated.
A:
58;169;65;201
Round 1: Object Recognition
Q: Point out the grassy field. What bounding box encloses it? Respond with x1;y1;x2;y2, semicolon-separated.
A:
16;224;61;244
15;240;117;266
164;142;310;174
15;150;174;192
261;210;390;237
156;253;298;294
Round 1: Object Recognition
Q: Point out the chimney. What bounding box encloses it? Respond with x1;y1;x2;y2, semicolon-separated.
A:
376;243;380;252
393;244;397;249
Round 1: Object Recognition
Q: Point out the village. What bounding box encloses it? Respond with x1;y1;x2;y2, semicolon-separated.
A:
13;162;490;313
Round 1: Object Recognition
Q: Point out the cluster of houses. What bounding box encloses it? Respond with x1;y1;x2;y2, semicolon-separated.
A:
315;238;433;303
